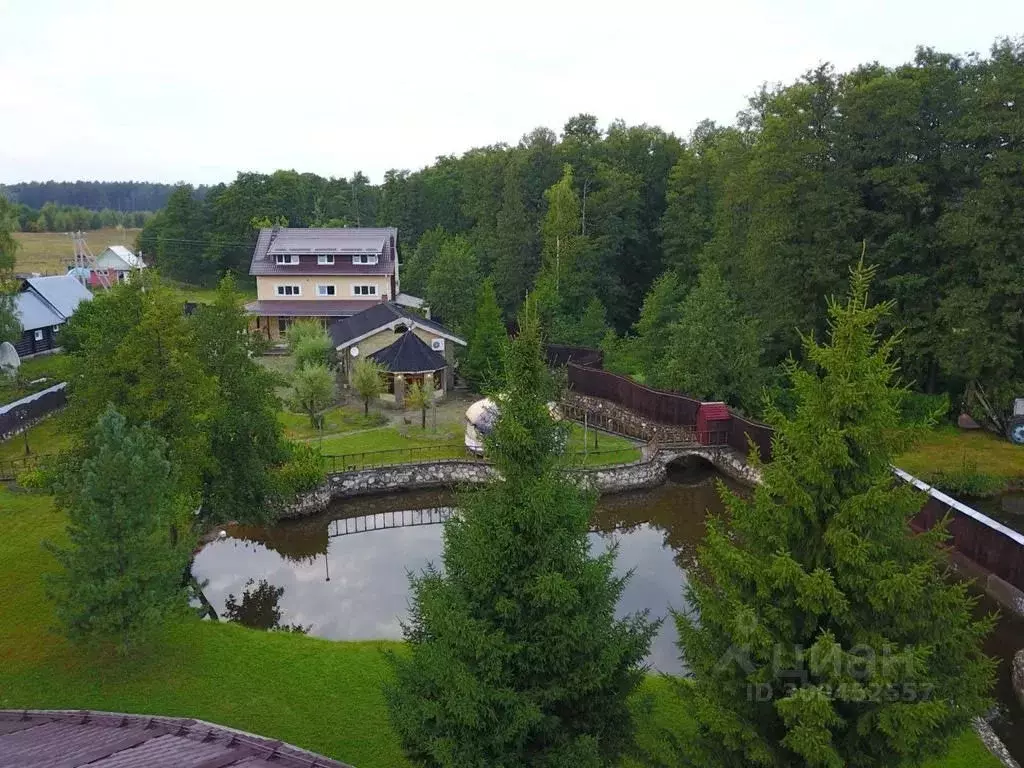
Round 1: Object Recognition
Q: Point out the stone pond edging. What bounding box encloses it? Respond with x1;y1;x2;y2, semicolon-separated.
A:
282;457;672;519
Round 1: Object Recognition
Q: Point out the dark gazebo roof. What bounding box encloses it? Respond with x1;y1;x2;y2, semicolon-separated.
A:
0;710;353;767
369;330;447;373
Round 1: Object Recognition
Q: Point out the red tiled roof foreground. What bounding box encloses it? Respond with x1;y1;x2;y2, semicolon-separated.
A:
0;710;354;768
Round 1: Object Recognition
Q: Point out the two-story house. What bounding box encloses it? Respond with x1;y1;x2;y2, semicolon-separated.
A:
246;226;407;339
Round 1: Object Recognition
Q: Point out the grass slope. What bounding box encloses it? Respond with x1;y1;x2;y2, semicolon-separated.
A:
13;229;141;275
0;488;1002;768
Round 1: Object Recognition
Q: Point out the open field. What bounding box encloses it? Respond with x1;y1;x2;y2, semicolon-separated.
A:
0;487;1000;768
12;228;141;275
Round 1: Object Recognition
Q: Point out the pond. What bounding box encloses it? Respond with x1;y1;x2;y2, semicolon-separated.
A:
193;461;733;675
192;464;1024;761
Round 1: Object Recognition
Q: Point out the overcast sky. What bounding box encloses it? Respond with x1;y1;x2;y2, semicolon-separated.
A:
1;0;1021;185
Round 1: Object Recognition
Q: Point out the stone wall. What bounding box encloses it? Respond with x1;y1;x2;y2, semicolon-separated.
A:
283;461;498;518
284;457;673;518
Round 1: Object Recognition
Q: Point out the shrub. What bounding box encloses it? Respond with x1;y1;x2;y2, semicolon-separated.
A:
271;441;325;499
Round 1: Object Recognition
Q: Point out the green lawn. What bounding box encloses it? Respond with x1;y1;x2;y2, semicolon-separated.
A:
0;413;74;467
278;406;387;440
0;488;1001;768
0;353;70;403
164;279;257;305
897;426;1024;489
565;422;642;466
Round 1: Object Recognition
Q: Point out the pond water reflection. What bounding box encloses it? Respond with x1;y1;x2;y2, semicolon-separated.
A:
193;462;736;675
191;466;1023;761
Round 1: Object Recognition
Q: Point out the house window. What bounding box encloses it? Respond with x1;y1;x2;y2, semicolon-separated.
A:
275;254;299;265
317;254;335;265
317;284;336;297
33;329;43;342
352;254;379;265
352;285;377;296
276;285;302;296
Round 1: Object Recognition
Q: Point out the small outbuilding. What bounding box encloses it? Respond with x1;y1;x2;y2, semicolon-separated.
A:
696;401;732;445
12;275;93;358
369;330;448;407
329;302;466;404
91;245;146;286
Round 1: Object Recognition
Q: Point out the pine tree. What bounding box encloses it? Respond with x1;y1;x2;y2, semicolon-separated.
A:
44;407;193;653
675;263;994;768
386;302;658;767
573;297;609;348
659;262;764;409
463;279;507;392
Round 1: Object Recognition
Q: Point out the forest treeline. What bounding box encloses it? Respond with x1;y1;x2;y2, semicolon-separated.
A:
8;202;152;232
138;39;1023;412
1;181;199;212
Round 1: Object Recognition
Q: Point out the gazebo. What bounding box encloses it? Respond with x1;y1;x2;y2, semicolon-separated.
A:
369;330;448;407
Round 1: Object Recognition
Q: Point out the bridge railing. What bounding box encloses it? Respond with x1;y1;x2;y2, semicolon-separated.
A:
0;454;49;482
322;444;473;472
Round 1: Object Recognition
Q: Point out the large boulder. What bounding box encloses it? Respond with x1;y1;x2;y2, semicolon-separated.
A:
1014;648;1024;713
0;341;19;378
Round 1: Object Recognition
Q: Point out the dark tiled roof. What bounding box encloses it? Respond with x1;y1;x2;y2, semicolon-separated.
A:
370;330;448;373
0;710;353;768
249;227;397;277
244;300;373;317
327;302;465;348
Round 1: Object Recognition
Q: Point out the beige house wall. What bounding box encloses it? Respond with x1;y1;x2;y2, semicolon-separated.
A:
256;275;390;301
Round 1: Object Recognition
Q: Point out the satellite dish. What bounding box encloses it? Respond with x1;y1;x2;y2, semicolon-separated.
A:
350;346;360;357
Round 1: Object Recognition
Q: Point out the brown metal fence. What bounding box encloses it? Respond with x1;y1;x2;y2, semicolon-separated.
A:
0;383;67;441
909;486;1024;592
728;414;774;463
567;365;702;426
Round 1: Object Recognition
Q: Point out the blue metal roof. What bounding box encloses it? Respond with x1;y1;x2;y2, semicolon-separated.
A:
15;291;64;331
24;275;92;319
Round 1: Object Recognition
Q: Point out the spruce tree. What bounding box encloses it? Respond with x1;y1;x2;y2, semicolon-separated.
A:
386;302;657;767
675;264;994;768
463;279;507;392
45;407;193;653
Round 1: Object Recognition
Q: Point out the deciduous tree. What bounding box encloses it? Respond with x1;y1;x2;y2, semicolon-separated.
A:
292;363;335;429
0;196;22;344
352;357;386;416
426;234;480;334
193;275;291;523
